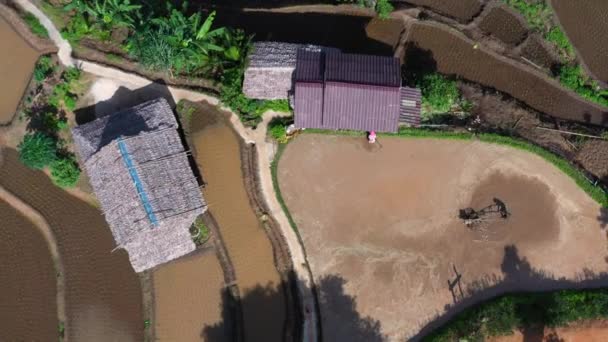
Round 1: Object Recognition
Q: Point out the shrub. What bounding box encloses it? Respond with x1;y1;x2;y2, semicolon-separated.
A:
375;0;394;19
190;218;210;245
268;118;290;144
22;13;49;38
418;73;460;115
546;27;574;58
50;157;81;187
33;56;55;83
18;133;57;169
558;65;608;107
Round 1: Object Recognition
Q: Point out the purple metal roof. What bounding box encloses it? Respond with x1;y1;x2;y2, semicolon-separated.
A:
322;82;400;132
400;87;422;126
325;52;401;87
295;50;324;82
294;82;324;129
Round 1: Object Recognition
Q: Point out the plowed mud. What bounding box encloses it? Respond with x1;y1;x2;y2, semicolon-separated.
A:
153;251;229;342
401;0;482;22
520;34;559;70
404;21;608;126
478;5;527;46
551;0;608;83
0;199;58;341
0;148;143;341
0;16;39;124
190;103;286;342
278;134;606;340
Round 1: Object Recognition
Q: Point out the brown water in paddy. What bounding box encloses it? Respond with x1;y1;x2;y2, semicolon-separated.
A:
0;199;58;341
190;102;286;342
0;149;143;342
0;17;39;124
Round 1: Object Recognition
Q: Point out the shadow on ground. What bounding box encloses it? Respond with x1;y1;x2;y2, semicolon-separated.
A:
412;245;608;341
200;274;385;342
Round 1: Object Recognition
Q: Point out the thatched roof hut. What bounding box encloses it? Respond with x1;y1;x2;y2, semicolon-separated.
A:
243;42;338;100
72;98;206;272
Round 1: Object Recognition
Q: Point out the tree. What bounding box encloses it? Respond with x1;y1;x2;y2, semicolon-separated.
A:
50;157;81;188
18;133;57;170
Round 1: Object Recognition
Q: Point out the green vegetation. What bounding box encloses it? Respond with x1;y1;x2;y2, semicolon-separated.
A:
418;73;460;115
18;133;57;170
270;143;300;234
502;0;608;108
64;0;141;37
424;288;608;341
33;55;55;83
18;58;83;187
190;217;210;245
50;157;81;187
22;12;49;38
268;117;292;144
375;0;394;19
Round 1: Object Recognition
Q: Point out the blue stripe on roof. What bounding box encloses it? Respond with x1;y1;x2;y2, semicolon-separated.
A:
117;138;159;226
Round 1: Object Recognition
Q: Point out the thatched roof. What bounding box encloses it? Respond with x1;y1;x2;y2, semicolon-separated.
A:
243;42;338;100
72;98;206;272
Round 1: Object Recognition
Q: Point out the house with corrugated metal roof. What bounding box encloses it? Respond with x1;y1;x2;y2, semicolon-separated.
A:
244;42;421;132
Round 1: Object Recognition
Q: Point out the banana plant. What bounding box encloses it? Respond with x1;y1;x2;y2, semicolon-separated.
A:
65;0;141;29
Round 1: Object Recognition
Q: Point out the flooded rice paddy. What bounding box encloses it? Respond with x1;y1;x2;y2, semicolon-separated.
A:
0;199;58;341
0;16;39;124
0;149;143;341
190;102;286;342
153;251;229;342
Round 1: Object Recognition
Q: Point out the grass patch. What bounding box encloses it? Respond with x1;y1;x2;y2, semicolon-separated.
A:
22;12;49;38
424;288;608;341
190;217;210;245
270;143;300;234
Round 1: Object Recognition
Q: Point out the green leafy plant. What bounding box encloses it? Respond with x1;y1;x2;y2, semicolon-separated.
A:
50;157;81;187
190;218;210;245
418;73;460;116
559;65;608;107
18;132;57;169
546;26;574;58
65;0;141;29
61;13;93;43
22;12;49;38
375;0;394;19
33;55;55;83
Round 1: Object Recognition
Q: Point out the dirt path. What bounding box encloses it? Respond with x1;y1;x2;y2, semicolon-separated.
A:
278;134;607;341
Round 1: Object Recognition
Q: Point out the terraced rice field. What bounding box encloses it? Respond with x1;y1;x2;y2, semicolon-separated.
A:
0;149;143;342
404;21;608;126
190;103;286;342
0;16;39;124
278;134;607;340
478;4;527;46
0;199;58;341
401;0;483;22
153;251;229;342
551;0;608;83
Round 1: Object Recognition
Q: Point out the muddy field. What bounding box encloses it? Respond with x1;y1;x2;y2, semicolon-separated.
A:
278;134;607;340
403;21;608;127
212;10;394;55
399;0;482;22
519;34;559;70
0;149;143;341
190;103;286;342
0;16;39;124
478;5;527;46
551;0;608;83
0;199;58;341
153;250;229;342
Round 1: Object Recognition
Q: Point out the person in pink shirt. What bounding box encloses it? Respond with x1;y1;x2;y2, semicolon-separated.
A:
368;130;377;143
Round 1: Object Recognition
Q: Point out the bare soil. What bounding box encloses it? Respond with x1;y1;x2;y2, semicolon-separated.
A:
0;199;58;341
403;21;608;127
551;0;608;83
153;250;229;342
0;148;143;342
278;134;607;340
478;5;528;46
0;16;39;124
575;139;608;181
399;0;483;23
190;103;286;342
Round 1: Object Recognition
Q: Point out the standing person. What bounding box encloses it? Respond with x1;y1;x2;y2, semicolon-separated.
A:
368;130;377;143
